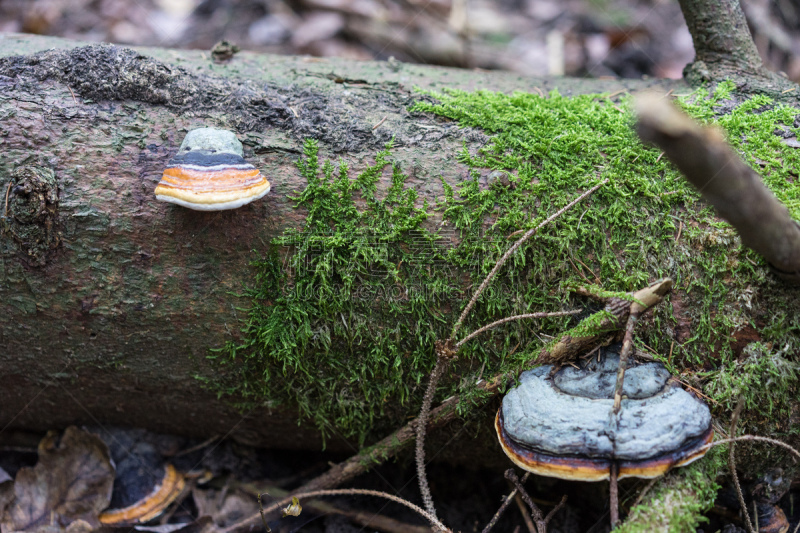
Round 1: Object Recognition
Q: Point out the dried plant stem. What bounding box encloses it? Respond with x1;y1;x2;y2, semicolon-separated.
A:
504;470;565;533
612;312;640;414
514;493;537;533
728;396;754;533
3;182;11;219
247;483;432;533
630;476;662;509
544;495;568;526
702;435;800;461
482;472;531;533
455;310;581;349
609;463;620;527
636;94;800;283
451;179;607;338
232;488;452;533
416;357;447;519
539;279;673;365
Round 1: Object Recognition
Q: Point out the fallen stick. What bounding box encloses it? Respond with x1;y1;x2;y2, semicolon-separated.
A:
636;93;800;283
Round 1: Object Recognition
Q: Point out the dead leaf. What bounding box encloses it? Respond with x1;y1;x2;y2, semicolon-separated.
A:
280;497;301;518
0;480;14;520
192;488;258;528
1;427;114;532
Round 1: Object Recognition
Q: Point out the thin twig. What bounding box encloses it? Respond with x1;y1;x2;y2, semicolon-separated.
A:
416;357;447;519
630;476;663;509
702;436;800;461
729;396;754;533
612;312;640;414
544;495;568;525
455;310;581;348
451;179;607;338
481;472;530;533
505;470;544;528
372;116;388;129
514;493;537;533
233;489;452;533
609;463;620;527
248;483;430;533
3;182;11;219
258;493;273;533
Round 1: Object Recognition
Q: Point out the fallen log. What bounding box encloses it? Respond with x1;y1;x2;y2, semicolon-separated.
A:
0;33;683;450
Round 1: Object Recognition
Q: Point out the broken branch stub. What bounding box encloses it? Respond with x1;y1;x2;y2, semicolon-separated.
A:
635;93;800;283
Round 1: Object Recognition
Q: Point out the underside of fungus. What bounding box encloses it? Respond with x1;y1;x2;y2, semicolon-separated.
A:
496;346;714;481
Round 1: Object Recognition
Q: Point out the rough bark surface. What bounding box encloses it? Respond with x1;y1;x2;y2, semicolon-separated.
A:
678;0;799;97
0;33;684;451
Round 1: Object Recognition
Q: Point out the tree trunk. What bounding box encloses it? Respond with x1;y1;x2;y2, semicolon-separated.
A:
678;0;798;96
0;33;683;450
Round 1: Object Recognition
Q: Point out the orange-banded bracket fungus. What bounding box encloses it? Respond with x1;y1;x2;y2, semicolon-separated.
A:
496;346;713;481
154;128;270;211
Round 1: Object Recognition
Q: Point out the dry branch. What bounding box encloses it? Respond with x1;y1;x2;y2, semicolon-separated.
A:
636;94;800;283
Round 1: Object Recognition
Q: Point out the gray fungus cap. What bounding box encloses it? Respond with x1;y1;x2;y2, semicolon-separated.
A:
496;347;714;480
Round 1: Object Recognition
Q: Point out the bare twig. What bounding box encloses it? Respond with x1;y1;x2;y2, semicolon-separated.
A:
258;493;273;533
481;472;530;533
609;463;620;527
612;312;640;414
3;182;11;219
455;310;581;349
416;354;449;519
514;492;537;533
701;436;800;460
541;278;673;365
451;179;607;338
514;492;537;532
372;116;388;129
729;396;754;533
505;470;544;527
229;279;665;533
544;495;568;525
636;94;800;283
231;489;452;533
248;484;431;533
504;470;565;533
630;476;663;509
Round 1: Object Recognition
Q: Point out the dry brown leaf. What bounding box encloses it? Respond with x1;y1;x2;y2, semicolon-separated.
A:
1;427;114;532
191;488;258;528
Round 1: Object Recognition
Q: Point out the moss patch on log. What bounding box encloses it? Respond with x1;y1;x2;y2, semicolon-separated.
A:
617;446;725;533
216;82;800;454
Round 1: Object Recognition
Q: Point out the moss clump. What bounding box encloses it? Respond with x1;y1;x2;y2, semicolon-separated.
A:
702;342;800;431
617;446;725;533
216;82;799;449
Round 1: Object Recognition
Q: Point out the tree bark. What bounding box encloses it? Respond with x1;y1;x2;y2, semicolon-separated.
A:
0;33;683;450
678;0;799;96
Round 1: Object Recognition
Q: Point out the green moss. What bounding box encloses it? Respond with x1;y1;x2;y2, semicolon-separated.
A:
617;446;724;533
701;342;800;431
215;82;799;450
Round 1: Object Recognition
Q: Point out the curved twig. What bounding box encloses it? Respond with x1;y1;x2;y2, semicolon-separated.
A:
228;488;452;533
456;310;581;348
451;179;607;338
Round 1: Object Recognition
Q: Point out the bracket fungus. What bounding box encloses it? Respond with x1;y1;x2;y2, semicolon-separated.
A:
154;128;270;211
495;346;713;481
